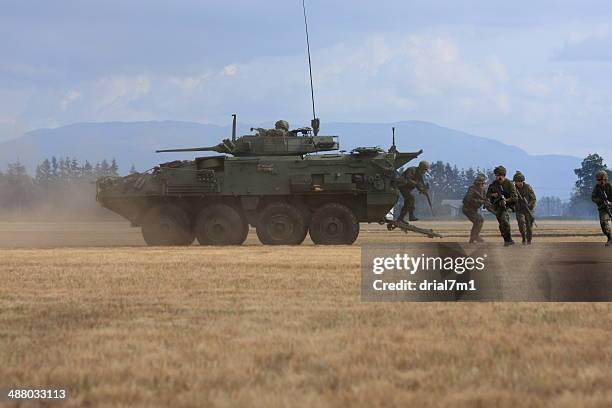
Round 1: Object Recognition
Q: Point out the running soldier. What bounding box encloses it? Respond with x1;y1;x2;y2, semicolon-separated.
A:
486;165;518;246
513;171;537;245
591;170;612;247
462;174;488;243
397;161;430;222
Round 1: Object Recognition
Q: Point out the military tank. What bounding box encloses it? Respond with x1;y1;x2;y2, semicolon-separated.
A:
96;116;439;245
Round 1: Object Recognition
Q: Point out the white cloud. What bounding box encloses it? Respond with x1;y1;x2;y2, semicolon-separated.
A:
170;73;211;93
222;65;238;77
59;90;81;111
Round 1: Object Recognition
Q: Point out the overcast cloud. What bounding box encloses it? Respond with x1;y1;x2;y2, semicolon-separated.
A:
1;0;612;158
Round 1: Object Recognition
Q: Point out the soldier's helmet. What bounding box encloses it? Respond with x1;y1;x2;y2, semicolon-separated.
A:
474;174;487;185
513;171;525;182
493;165;507;176
418;160;430;171
596;170;609;180
274;120;290;132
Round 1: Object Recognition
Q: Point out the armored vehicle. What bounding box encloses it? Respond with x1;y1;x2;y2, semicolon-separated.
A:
96;116;430;245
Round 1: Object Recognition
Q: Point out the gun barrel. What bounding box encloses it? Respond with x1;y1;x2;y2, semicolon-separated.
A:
156;147;216;153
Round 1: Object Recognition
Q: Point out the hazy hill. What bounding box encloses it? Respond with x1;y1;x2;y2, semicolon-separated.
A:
0;120;580;198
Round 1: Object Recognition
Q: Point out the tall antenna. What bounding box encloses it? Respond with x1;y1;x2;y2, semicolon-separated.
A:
302;0;320;135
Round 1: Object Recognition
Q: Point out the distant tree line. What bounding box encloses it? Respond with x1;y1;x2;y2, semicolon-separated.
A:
568;153;611;218
33;157;120;184
424;161;489;215
0;157;132;218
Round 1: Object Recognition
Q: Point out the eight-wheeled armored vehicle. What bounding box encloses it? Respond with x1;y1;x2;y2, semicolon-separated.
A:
96;116;436;245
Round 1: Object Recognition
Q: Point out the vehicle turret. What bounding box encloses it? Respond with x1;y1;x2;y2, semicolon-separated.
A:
156;115;339;157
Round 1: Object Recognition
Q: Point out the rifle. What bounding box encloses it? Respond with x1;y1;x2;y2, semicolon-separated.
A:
489;183;508;210
600;188;612;218
474;190;496;214
516;189;538;227
417;181;435;216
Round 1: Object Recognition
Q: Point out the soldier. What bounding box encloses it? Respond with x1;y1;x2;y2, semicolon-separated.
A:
397;161;430;222
513;171;537;245
265;120;290;137
462;174;488;243
275;120;290;132
486;165;518;246
591;170;612;247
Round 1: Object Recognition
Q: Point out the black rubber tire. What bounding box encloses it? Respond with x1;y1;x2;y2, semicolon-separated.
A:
309;203;359;245
256;202;308;245
195;204;248;245
141;205;194;246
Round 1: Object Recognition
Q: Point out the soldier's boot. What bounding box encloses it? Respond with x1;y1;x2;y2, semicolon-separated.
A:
475;235;485;243
408;211;419;222
518;224;527;244
606;233;612;247
527;230;533;245
504;234;515;247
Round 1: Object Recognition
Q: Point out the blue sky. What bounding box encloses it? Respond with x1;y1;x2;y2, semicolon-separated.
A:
2;0;612;159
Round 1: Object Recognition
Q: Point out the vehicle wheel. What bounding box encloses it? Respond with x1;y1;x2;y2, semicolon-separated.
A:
195;204;248;245
256;202;308;245
309;203;359;245
141;205;194;246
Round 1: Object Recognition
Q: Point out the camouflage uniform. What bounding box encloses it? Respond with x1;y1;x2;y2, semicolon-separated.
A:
265;120;290;137
275;120;290;132
462;174;487;243
513;172;537;244
486;166;518;245
398;161;429;222
591;170;612;246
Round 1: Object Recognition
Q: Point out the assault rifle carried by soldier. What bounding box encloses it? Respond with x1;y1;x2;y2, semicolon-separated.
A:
513;171;537;245
486;165;518;246
592;170;612;247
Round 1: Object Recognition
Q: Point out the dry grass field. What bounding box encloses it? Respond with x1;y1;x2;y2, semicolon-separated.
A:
1;220;611;407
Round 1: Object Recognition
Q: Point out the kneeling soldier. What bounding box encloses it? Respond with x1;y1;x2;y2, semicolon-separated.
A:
486;165;518;246
513;171;537;245
591;170;612;247
462;174;488;243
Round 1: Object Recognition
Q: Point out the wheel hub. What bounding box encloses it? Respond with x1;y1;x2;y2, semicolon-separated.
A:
324;216;344;236
207;217;230;241
268;214;294;240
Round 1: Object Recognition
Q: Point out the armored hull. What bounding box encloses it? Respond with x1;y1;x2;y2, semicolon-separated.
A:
97;143;422;245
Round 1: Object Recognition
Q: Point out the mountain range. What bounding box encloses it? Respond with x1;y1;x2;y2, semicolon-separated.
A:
0;120;580;199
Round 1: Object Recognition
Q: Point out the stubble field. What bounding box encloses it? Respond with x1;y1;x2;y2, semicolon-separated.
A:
0;220;611;407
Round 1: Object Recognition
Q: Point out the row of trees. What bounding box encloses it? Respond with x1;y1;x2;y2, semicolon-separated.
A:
34;157;121;183
568;154;611;217
0;157;133;218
